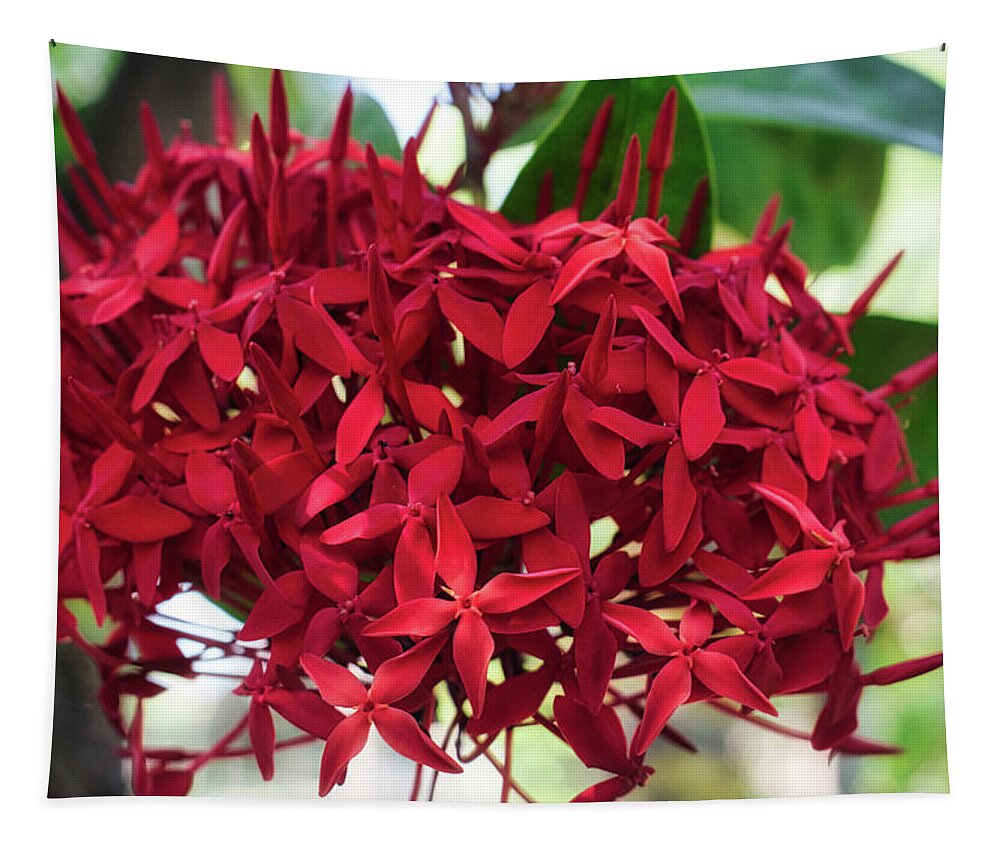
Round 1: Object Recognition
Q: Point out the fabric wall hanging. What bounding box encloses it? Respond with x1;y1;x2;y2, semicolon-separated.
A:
49;44;946;801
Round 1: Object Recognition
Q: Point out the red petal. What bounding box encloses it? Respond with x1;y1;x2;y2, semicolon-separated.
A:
592;551;633;600
476;568;579;615
88;496;192;543
452;613;495;717
319;712;371;795
85;443;134;506
185;451;236;516
679;601;714;646
300;654;367;708
132;540;163;607
563;384;625;480
171;347;221;431
320;504;405;546
335;379;385;465
743;549;836;600
249;342;302;421
589;407;674;446
408;444;463;505
550;237;624;305
295;456;373;524
269;69;290;159
370;633;449;705
237;572;307;641
761;443;808;549
718;358;799;395
437;286;504;362
691;549;754;597
248;700;275;781
132;331;192;412
863;652;943;686
74;522;106;625
553;696;631;775
662;442;697;551
580;295;617;388
749;483;837;546
134;208;179;275
674;581;758;634
553;471;591;569
372;706;462;773
435;494;478;598
638;505;703;587
692;650;777;715
394;522;436;603
197;324;244;382
794;396;831;481
303;608;344;657
205;201;246;287
250;451;322;515
446;199;529;265
816;381;875;424
300;536;357;601
863;411;904;492
681;372;725;460
811;656;861;751
367;243;397;346
601;601;682;656
265;688;343;740
465;667;554;738
614;135;641;221
633;306;703;373
632;657;692;756
572;777;634;803
645;340;681;426
625;236;683;321
362;597;456;638
575;599;618;713
832;561;865;651
455;496;550;539
480;385;548;445
503;279;554;367
767;586;835;638
200;520;231;598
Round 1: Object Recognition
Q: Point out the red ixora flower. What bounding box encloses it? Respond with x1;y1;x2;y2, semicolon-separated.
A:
55;70;941;802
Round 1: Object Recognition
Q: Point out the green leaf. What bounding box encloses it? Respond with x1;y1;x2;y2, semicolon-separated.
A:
685;56;945;153
707;122;886;270
50;44;125;178
845;316;937;500
501;76;715;255
50;43;124;110
500;81;586;149
226;65;401;159
684;56;944;271
350;94;402;159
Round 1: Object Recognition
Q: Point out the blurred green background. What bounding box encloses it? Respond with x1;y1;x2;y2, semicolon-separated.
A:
49;44;945;800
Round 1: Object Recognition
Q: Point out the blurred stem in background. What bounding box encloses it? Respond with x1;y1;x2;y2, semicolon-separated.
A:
447;81;567;206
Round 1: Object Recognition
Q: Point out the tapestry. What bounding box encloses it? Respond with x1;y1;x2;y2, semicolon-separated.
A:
49;44;946;801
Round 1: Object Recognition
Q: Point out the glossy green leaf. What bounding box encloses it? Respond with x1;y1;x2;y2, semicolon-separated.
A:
350;95;403;159
686;56;943;271
709;122;886;270
500;82;585;149
685;56;945;154
501;76;715;255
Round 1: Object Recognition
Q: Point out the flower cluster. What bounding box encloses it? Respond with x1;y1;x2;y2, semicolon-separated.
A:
56;71;941;800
